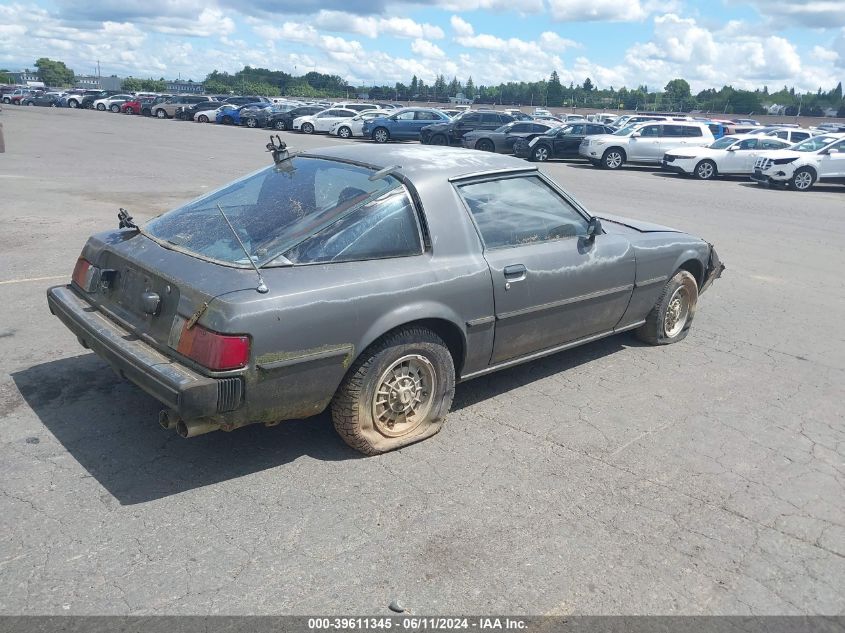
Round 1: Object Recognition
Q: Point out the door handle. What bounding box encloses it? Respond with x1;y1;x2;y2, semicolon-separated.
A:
503;264;527;283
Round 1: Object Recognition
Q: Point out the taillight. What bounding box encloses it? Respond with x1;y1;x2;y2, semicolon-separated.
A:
71;258;98;292
176;323;250;371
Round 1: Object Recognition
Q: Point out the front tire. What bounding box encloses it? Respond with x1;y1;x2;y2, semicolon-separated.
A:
430;134;448;146
372;127;389;143
636;270;698;345
601;148;625;169
338;126;352;139
331;327;455;455
476;138;495;152
245;117;258;128
96;103;106;111
531;144;550;162
198;114;209;123
694;160;717;180
273;119;287;131
110;104;120;113
301;122;314;134
790;167;815;191
155;109;167;119
68;100;78;108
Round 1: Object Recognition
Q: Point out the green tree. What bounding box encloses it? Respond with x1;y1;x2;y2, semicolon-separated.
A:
34;58;74;87
663;78;691;109
410;75;418;97
582;77;594;92
547;70;563;107
464;76;475;99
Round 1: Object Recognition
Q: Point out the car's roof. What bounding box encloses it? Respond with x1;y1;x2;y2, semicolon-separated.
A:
303;144;534;181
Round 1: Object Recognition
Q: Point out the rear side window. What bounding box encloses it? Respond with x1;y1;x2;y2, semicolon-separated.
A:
460;113;480;124
510;123;532;133
760;139;787;149
568;124;586;135
415;110;440;120
284;189;422;264
457;176;589;249
586;124;605;134
481;113;500;124
737;139;758;150
792;132;809;142
683;126;704;137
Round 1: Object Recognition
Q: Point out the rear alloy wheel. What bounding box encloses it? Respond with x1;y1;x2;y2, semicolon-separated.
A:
601;148;624;169
694;159;717;180
373;127;389;143
110;104;120;113
124;107;134;115
68;100;78;108
26;101;34;106
476;138;495;152
790;167;815;192
531;144;550;162
246;117;258;128
156;109;167;119
301;122;315;134
331;327;455;455
198;114;209;123
636;270;699;345
96;103;106;111
430;134;448;146
338;126;352;139
273;119;287;131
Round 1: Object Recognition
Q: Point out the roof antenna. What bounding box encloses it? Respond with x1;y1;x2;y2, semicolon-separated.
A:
216;203;268;294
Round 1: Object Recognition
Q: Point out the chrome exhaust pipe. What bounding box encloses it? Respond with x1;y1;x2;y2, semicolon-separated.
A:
176;419;221;438
158;410;180;431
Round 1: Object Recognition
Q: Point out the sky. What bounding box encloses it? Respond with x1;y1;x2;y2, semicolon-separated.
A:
0;0;843;93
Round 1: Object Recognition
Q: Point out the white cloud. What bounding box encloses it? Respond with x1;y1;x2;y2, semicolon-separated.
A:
811;45;838;63
450;15;474;37
149;9;236;37
411;38;446;59
740;0;845;28
311;11;444;40
539;31;579;51
548;0;652;22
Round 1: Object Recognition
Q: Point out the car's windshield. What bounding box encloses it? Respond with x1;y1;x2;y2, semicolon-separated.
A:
791;135;839;152
613;124;639;136
710;136;740;149
144;157;403;267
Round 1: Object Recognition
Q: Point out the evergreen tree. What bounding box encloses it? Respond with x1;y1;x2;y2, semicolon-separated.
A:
547;71;563;107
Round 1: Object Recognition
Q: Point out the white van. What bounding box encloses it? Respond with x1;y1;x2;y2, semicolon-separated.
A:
579;121;714;169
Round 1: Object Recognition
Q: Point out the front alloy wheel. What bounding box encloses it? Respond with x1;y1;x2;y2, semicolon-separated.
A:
96;103;106;111
373;127;389;143
198;114;209;123
273;119;287;131
790;168;814;191
695;160;716;180
532;145;550;162
602;149;624;169
156;109;166;119
246;117;257;128
338;126;352;139
301;122;314;134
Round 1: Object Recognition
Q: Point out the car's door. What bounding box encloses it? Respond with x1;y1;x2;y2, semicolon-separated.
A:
501;123;532;150
628;124;660;160
654;124;690;160
719;137;756;172
451;112;480;140
554;123;586;156
455;174;635;364
818;139;845;178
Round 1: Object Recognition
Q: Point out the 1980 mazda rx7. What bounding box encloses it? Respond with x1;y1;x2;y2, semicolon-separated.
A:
47;143;723;454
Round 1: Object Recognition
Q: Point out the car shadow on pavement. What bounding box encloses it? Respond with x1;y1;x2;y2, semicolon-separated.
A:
452;331;643;411
12;353;357;506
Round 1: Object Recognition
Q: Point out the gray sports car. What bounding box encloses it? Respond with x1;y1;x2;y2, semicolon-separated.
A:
47;143;723;455
462;120;557;153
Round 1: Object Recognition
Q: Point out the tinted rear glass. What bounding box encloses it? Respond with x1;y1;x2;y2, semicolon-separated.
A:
145;158;403;267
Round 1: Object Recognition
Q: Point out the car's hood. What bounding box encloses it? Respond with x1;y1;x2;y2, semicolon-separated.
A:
756;149;802;160
598;213;680;234
665;146;724;158
585;133;624;143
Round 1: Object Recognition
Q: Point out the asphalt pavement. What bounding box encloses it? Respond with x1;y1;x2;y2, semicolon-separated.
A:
0;107;843;615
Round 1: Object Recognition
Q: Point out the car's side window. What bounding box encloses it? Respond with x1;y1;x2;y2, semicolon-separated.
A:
395;111;415;120
461;113;480;124
639;125;660;137
533;124;550;133
738;139;758;150
457;176;589;249
284;189;422;264
683;126;704;137
792;132;809;142
511;123;531;133
568;124;586;135
481;113;500;124
415;111;439;120
760;139;787;150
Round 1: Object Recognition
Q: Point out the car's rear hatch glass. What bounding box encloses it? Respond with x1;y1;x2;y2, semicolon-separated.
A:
144;157;402;267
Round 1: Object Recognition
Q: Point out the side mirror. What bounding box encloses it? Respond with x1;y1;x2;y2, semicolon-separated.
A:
827;148;840;155
631;131;641;138
586;217;603;240
726;146;736;151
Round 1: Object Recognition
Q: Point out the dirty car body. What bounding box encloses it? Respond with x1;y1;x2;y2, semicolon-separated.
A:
47;145;723;452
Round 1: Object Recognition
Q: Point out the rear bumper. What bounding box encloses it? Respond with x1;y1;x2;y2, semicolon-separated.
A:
47;285;223;419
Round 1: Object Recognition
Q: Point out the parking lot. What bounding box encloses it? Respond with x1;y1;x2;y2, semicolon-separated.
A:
1;106;843;615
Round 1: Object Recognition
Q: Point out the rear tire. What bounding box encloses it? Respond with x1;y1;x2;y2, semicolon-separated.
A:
636;270;698;345
273;119;287;131
156;109;167;119
331;327;455;455
430;134;448;146
301;122;314;134
96;103;106;111
110;104;120;113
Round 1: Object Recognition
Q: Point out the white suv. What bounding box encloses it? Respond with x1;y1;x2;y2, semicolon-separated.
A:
579;121;714;169
751;133;845;191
